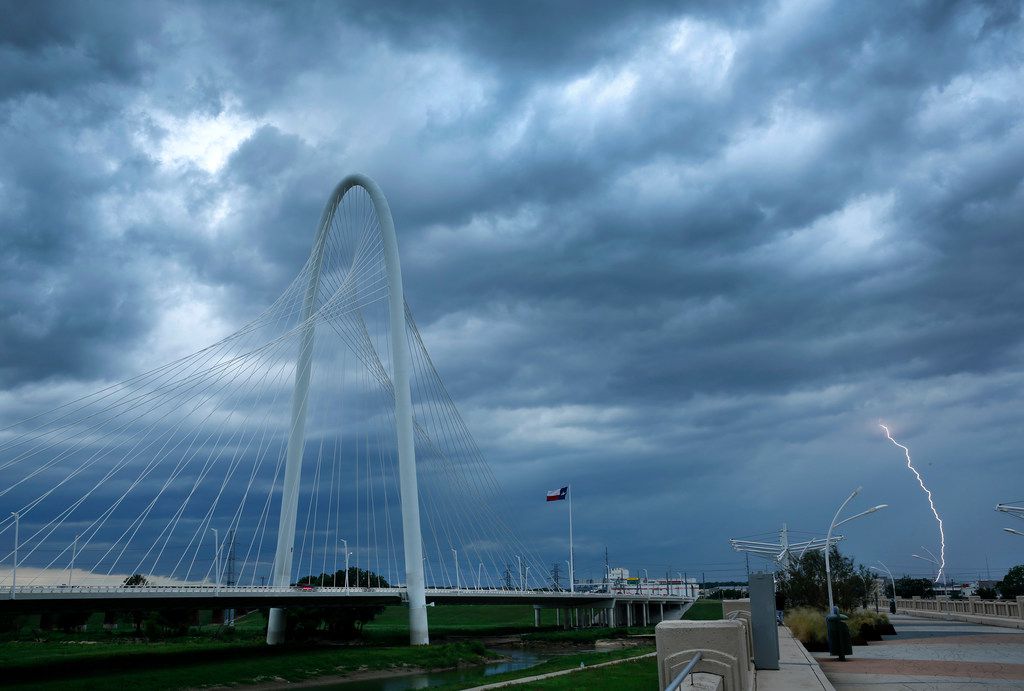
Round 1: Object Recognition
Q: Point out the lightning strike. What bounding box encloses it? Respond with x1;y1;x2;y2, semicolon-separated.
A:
880;423;946;583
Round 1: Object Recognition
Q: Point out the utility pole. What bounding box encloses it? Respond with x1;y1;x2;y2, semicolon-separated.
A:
745;553;750;580
551;562;562;591
604;546;610;591
69;534;78;587
225;530;236;626
225;530;236;587
504;564;513;590
11;512;18;600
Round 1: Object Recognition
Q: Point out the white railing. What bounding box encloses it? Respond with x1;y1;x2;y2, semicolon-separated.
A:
896;596;1024;620
5;583;694;600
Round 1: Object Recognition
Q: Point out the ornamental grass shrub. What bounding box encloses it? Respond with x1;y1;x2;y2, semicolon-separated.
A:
784;607;826;650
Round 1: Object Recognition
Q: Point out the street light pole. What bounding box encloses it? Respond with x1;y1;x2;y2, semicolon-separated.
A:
451;548;459;590
873;562;896;598
11;512;18;600
342;539;349;592
477;562;483;589
911;551;942;589
869;563;897;613
69;534;78;587
825;487;887;612
211;529;221;595
525;565;530;591
517;555;523;592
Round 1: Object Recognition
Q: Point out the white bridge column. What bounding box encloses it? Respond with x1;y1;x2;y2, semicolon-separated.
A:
266;174;429;646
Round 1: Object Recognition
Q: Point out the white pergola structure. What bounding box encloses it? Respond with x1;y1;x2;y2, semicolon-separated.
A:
997;503;1024;521
729;523;844;568
998;502;1024;538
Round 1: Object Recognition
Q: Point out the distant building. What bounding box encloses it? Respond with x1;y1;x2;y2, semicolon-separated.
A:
608;567;698;598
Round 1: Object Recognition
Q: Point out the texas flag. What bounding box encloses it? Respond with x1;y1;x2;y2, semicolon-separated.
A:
546;486;568;502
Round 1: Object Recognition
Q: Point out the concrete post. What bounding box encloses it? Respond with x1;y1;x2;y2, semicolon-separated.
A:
1017;595;1024;620
534;605;541;628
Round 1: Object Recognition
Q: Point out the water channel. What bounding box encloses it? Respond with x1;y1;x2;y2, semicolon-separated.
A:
322;647;549;690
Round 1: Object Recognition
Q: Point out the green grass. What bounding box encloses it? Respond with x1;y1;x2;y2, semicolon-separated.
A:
523;626;652;643
509;656;659;690
365;604;563;642
682;599;723;620
1;604;637;689
434;646;656;690
0;636;264;669
3;641;491;691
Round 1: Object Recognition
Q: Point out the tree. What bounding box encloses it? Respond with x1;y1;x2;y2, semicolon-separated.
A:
122;573;149;587
777;551;827;610
776;548;872;612
999;565;1024;600
890;576;934;599
976;586;998;600
286;568;391;640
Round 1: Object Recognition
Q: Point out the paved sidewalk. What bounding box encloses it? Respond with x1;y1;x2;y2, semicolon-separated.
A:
757;625;834;690
816;613;1024;689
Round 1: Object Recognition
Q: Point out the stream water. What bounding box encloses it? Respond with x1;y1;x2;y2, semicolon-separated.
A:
321;648;547;690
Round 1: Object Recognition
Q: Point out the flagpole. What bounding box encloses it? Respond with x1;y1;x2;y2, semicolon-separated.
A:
569;484;575;594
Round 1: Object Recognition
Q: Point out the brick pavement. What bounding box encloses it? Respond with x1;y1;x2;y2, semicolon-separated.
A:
815;613;1024;690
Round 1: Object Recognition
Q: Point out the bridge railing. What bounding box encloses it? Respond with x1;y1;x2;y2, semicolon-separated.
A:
896;596;1024;620
5;584;694;599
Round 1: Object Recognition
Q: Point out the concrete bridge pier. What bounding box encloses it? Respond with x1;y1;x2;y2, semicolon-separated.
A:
533;605;541;628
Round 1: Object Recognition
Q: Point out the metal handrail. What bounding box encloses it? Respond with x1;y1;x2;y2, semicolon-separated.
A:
664;651;703;691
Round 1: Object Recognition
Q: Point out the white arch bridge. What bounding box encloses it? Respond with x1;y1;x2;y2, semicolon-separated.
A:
0;174;691;644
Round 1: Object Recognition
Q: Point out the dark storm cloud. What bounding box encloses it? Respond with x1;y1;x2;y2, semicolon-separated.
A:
2;0;1023;580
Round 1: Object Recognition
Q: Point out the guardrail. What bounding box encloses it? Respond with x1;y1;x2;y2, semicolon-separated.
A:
896;596;1024;620
664;651;703;691
4;584;693;600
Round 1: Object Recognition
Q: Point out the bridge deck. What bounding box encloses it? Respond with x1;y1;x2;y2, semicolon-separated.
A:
0;585;692;613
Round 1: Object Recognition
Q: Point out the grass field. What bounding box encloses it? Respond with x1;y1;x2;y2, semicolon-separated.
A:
0;603;649;689
508;655;658;690
434;646;657;690
365;603;561;638
4;641;492;691
682;599;724;620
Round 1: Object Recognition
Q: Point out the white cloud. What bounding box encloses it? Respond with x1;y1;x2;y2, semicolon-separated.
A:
133;95;261;174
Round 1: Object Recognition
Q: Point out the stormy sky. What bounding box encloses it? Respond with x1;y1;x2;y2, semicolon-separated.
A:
2;0;1024;584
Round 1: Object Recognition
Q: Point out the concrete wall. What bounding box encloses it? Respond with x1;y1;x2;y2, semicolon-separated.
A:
655;619;753;691
723;599;751;616
896;595;1024;620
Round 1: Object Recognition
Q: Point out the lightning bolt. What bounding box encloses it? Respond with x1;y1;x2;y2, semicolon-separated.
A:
880;423;946;583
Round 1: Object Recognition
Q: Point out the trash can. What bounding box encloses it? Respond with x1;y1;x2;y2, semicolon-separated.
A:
825;607;852;660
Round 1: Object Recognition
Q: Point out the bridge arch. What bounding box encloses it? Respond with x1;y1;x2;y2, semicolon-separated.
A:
265;174;428;645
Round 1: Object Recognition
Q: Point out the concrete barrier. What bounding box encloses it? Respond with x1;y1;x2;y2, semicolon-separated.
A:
723;598;751;616
726;610;754;668
656;620;752;691
895;596;1024;629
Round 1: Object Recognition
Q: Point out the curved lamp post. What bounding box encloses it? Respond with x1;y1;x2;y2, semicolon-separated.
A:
825;487;887;612
1005;528;1024;537
870;562;896;598
869;562;897;612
